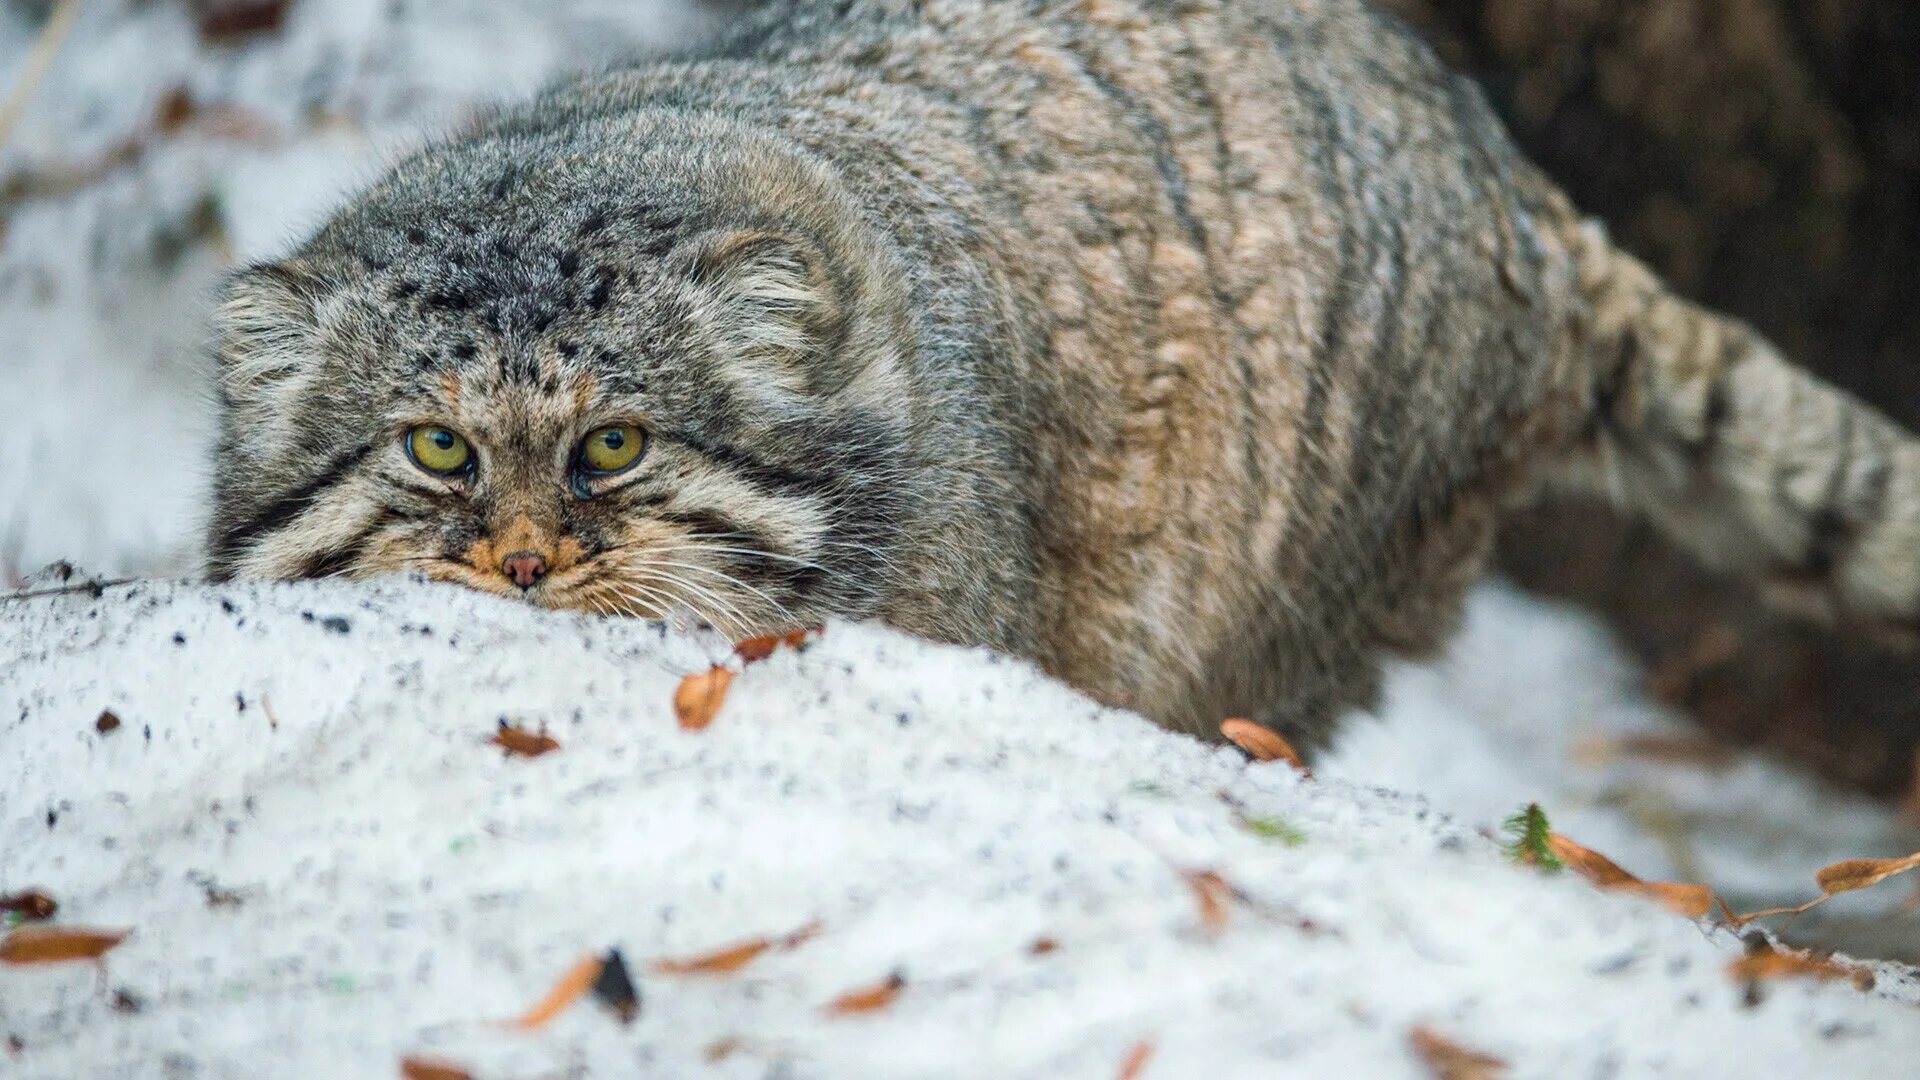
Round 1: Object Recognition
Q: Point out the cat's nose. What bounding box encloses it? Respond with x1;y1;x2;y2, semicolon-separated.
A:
501;551;548;590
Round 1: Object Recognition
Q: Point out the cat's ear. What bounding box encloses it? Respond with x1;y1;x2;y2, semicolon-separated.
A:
684;230;855;396
215;259;327;405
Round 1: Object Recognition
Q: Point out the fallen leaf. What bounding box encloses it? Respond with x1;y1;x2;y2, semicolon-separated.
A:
1619;880;1716;919
1182;870;1231;935
1813;853;1920;896
781;919;825;949
652;937;772;976
826;970;905;1015
1409;1025;1507;1080
489;721;559;758
734;628;816;664
704;1038;743;1063
1546;834;1714;918
1117;1038;1156;1080
509;952;603;1030
1219;718;1307;772
675;666;735;731
1729;935;1874;994
399;1056;475;1080
1028;937;1060;956
95;710;121;734
652;919;821;976
591;948;641;1025
0;891;57;923
0;926;128;965
1545;834;1635;887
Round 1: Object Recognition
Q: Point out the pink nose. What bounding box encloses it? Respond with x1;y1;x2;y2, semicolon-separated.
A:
501;551;548;589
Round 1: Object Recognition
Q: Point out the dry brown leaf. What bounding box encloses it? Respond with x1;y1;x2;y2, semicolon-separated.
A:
0;890;57;923
826;970;905;1016
1028;937;1060;956
652;919;820;976
734;628;816;664
704;1037;744;1063
1116;1039;1156;1080
1813;853;1920;896
508;952;604;1030
1546;834;1636;888
652;937;773;976
1181;870;1232;935
1547;834;1715;918
675;666;735;731
0;926;128;965
781;919;824;949
1619;881;1716;919
489;722;559;758
399;1056;475;1080
1219;718;1307;772
95;710;121;735
1729;937;1874;992
1409;1025;1508;1080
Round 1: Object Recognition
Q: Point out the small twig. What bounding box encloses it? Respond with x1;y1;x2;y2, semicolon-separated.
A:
0;0;85;157
0;577;134;602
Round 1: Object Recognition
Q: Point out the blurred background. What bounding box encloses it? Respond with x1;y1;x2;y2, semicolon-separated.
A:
1381;0;1920;801
2;0;1917;956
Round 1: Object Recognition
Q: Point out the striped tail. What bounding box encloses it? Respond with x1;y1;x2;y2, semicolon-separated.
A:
1553;217;1920;641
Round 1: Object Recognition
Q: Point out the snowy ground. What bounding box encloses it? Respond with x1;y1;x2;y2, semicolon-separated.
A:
4;1;1919;1076
5;578;1920;1079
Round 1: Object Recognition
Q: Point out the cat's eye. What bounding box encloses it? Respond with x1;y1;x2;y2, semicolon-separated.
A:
406;425;473;476
578;424;646;475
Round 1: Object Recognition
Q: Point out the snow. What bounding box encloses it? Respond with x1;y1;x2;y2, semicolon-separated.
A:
3;1;1918;1076
4;578;1919;1079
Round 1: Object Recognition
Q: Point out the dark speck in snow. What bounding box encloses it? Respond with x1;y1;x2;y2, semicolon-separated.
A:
144;724;152;742
320;616;350;634
220;599;235;614
235;693;247;713
897;712;911;726
45;810;57;829
172;633;186;645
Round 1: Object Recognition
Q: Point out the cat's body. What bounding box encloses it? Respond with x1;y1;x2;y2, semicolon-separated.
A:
207;0;1920;743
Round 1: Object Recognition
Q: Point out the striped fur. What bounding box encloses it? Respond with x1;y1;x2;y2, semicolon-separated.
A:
207;0;1920;746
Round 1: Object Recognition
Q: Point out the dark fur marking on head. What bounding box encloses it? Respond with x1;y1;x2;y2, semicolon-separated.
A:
214;441;375;565
587;267;616;310
674;430;837;497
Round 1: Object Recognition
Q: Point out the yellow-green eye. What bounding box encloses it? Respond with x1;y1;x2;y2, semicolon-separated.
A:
406;425;472;475
580;424;646;474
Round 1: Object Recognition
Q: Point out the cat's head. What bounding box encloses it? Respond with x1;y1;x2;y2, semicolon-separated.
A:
206;113;916;636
